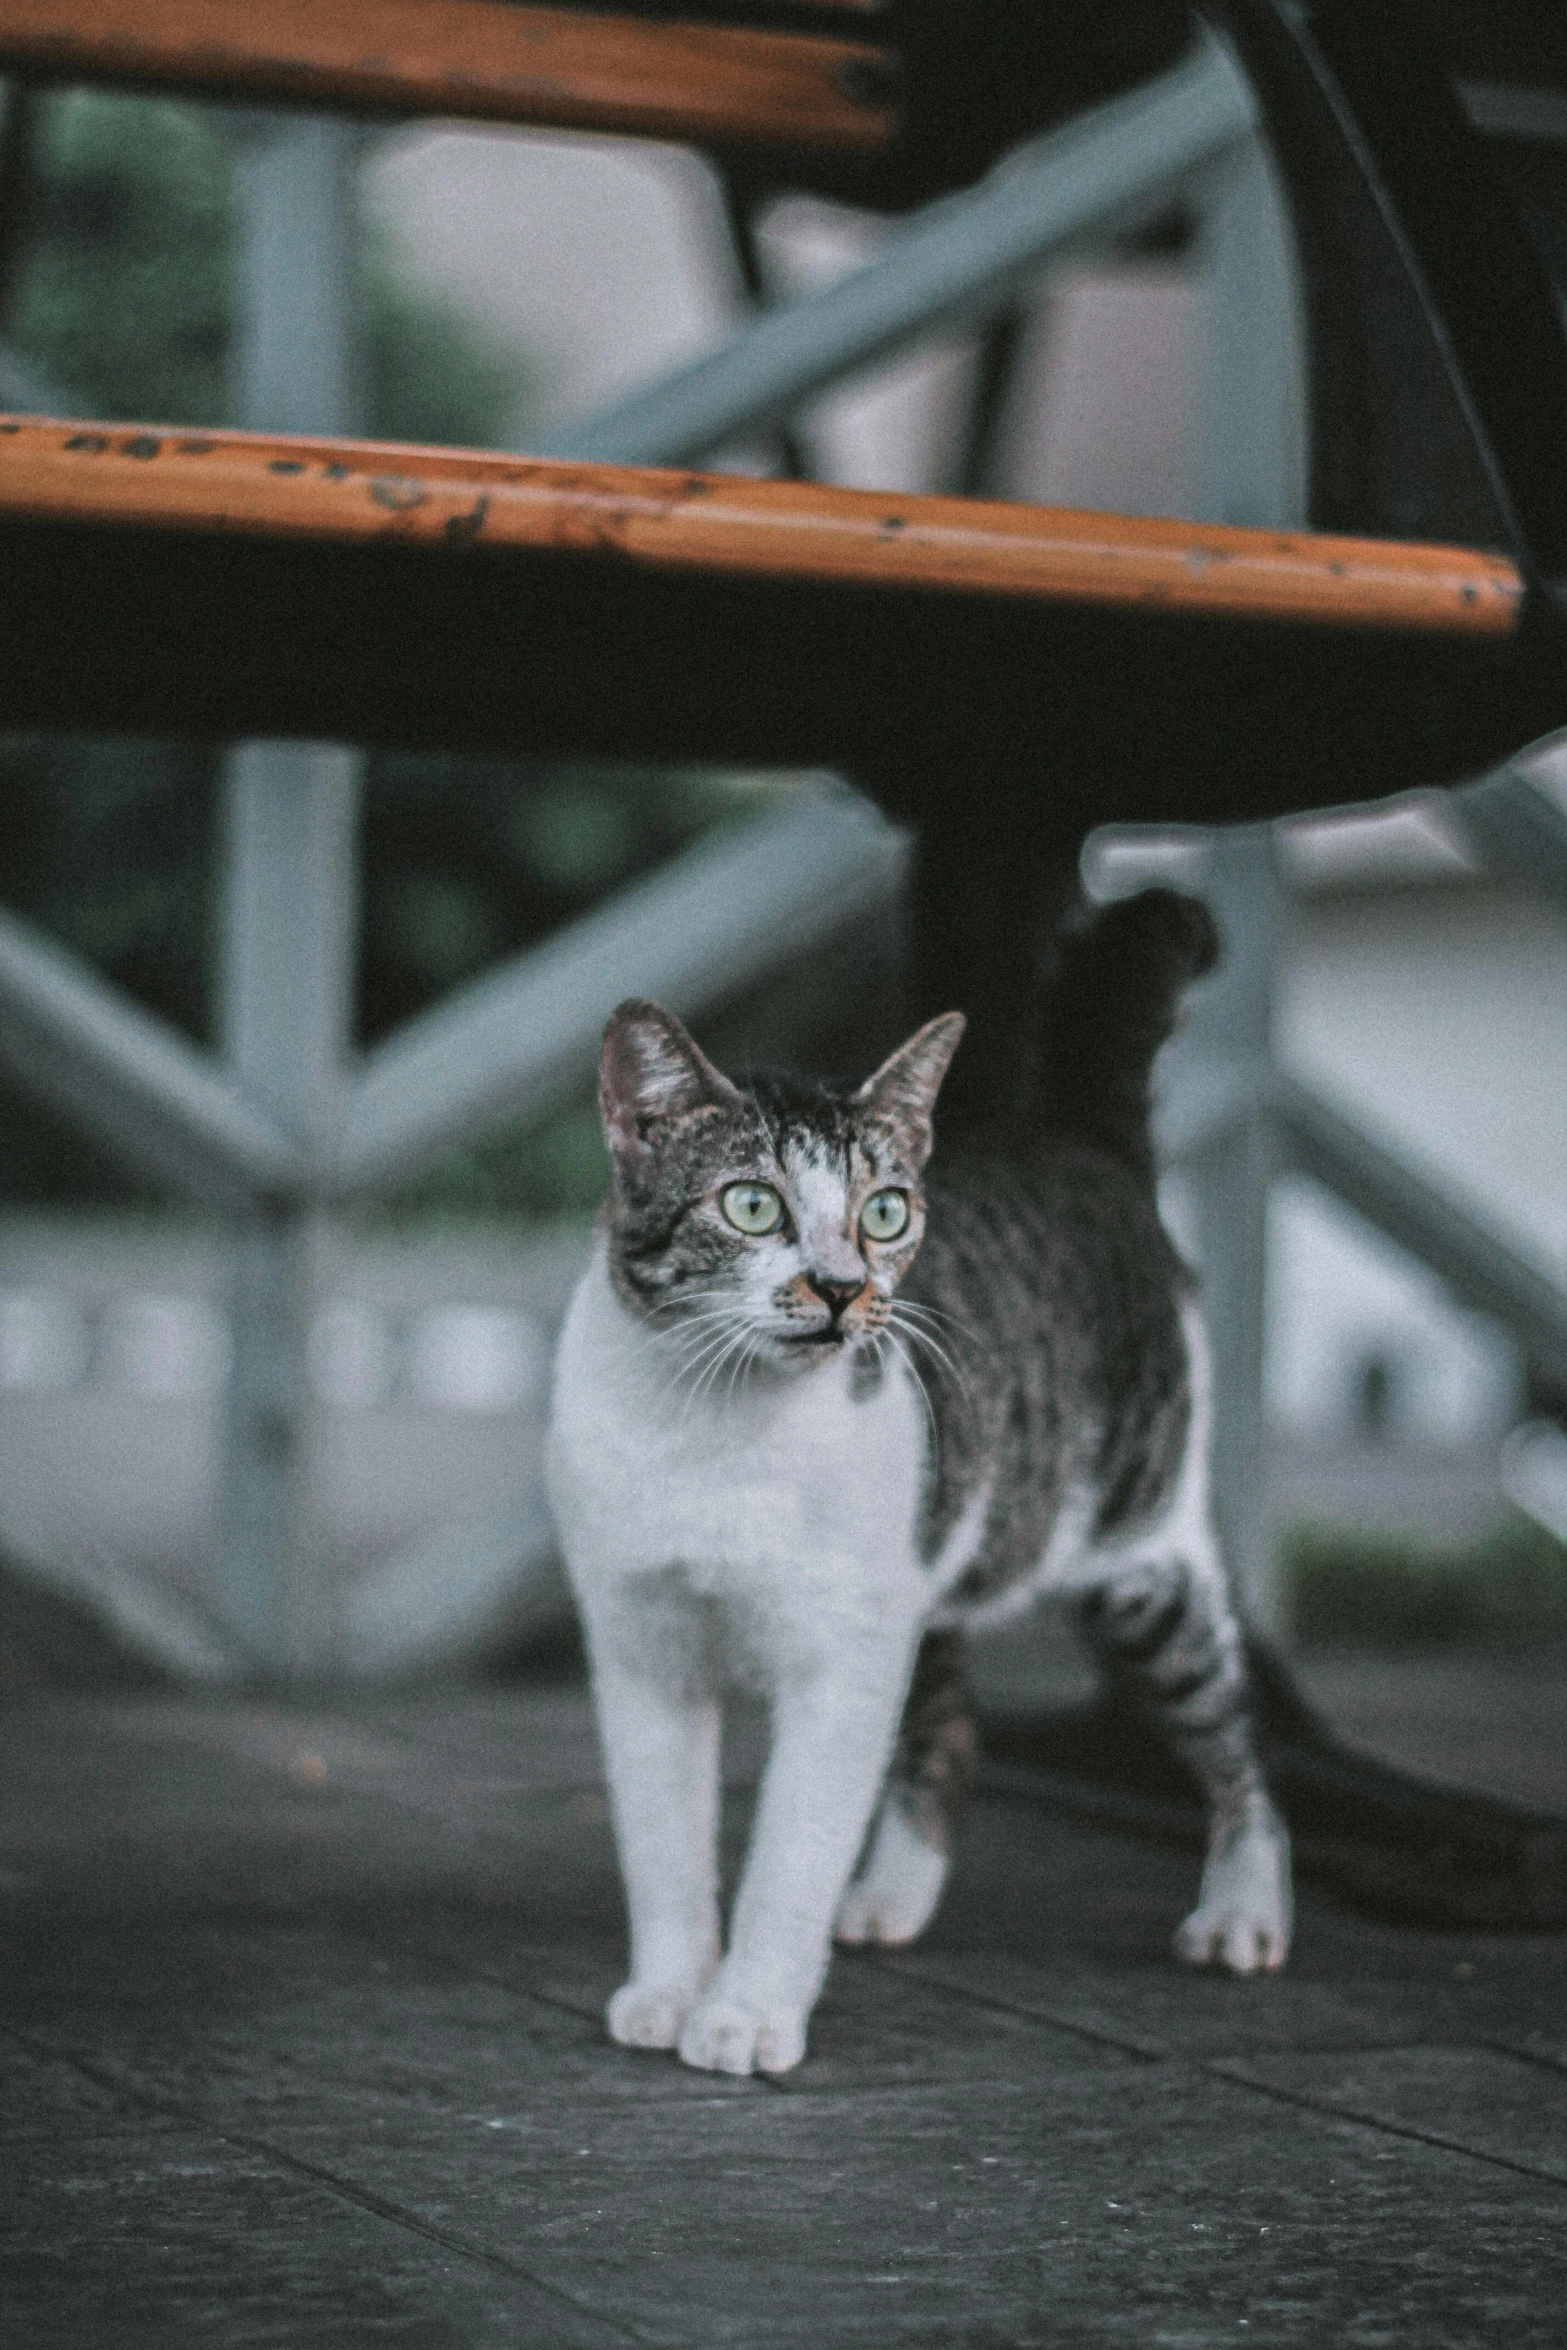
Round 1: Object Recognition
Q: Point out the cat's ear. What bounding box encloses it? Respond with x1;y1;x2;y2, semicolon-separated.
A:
855;1012;965;1168
600;999;742;1174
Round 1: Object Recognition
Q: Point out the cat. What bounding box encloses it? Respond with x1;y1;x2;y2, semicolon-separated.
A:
546;887;1292;2077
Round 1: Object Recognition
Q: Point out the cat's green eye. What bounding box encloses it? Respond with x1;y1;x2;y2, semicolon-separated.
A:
720;1181;785;1237
861;1189;911;1243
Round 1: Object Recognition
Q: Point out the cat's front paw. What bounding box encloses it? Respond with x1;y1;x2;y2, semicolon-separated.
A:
1174;1812;1292;1975
677;1993;808;2077
607;1979;702;2050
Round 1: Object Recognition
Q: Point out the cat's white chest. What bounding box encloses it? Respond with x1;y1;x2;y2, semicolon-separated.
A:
547;1248;930;1624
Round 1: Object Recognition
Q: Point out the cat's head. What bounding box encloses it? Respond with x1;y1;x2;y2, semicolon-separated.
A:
597;999;964;1371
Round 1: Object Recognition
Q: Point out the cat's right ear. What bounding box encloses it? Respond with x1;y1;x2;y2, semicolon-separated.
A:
600;999;742;1176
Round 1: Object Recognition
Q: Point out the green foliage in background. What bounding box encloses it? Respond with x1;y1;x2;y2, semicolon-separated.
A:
1285;1513;1567;1650
7;87;522;443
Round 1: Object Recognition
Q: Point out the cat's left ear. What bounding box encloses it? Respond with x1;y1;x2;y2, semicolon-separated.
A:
855;1012;965;1168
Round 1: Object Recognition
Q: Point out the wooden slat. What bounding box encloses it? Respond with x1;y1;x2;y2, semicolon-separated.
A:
0;0;895;152
0;416;1525;637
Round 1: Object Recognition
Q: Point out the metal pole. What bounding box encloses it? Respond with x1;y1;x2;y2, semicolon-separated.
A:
219;115;361;1679
1174;825;1290;1641
1174;109;1308;1641
217;749;357;1676
230;112;360;438
1194;130;1308;529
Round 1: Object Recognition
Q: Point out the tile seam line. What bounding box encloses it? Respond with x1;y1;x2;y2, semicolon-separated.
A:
372;1938;785;2098
1206;2055;1567;2191
464;1950;1170;2080
412;1957;785;2097
0;2022;652;2347
1480;2034;1567;2080
880;1958;1169;2063
388;1942;1071;2100
385;1936;612;2034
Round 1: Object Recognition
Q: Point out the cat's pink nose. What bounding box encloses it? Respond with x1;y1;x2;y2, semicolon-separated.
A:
806;1275;863;1321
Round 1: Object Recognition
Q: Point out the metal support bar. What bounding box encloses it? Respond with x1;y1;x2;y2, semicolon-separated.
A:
337;790;905;1194
231;111;360;438
1272;1073;1567;1393
538;38;1253;466
1194;129;1308;528
217;1200;334;1676
217;113;363;1681
221;741;359;1140
216;741;358;1676
0;905;307;1206
1165;825;1289;1641
1452;767;1567;917
1160;77;1308;1640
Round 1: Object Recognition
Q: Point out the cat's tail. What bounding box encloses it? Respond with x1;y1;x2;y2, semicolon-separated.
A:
1030;886;1218;1183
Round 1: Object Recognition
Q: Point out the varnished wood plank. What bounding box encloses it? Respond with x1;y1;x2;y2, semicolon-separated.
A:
0;0;896;153
0;415;1525;637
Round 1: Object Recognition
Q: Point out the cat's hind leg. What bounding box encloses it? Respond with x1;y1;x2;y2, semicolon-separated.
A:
835;1628;978;1948
1079;1557;1292;1974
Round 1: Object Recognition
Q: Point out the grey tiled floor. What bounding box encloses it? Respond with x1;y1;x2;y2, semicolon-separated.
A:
3;1673;1564;2348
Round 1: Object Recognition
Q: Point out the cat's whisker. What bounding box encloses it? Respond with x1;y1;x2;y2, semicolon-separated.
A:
687;1344;754;1421
881;1328;940;1447
630;1302;745;1365
680;1321;760;1418
615;1306;737;1363
891;1297;974;1349
887;1306;971;1397
632;1324;739;1385
888;1325;972;1428
672;1319;748;1387
659;1312;748;1390
723;1331;767;1402
890;1301;964;1356
889;1299;974;1360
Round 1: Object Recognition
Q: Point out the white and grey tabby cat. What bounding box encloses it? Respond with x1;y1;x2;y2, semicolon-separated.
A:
548;888;1292;2077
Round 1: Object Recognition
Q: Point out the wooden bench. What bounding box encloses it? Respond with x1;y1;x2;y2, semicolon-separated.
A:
0;412;1547;820
0;0;1558;817
0;417;1522;634
0;0;898;155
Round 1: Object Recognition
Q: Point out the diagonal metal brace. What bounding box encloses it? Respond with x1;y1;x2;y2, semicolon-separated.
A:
1451;765;1567;917
0;905;310;1210
538;37;1254;467
334;791;906;1195
1271;1070;1567;1392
